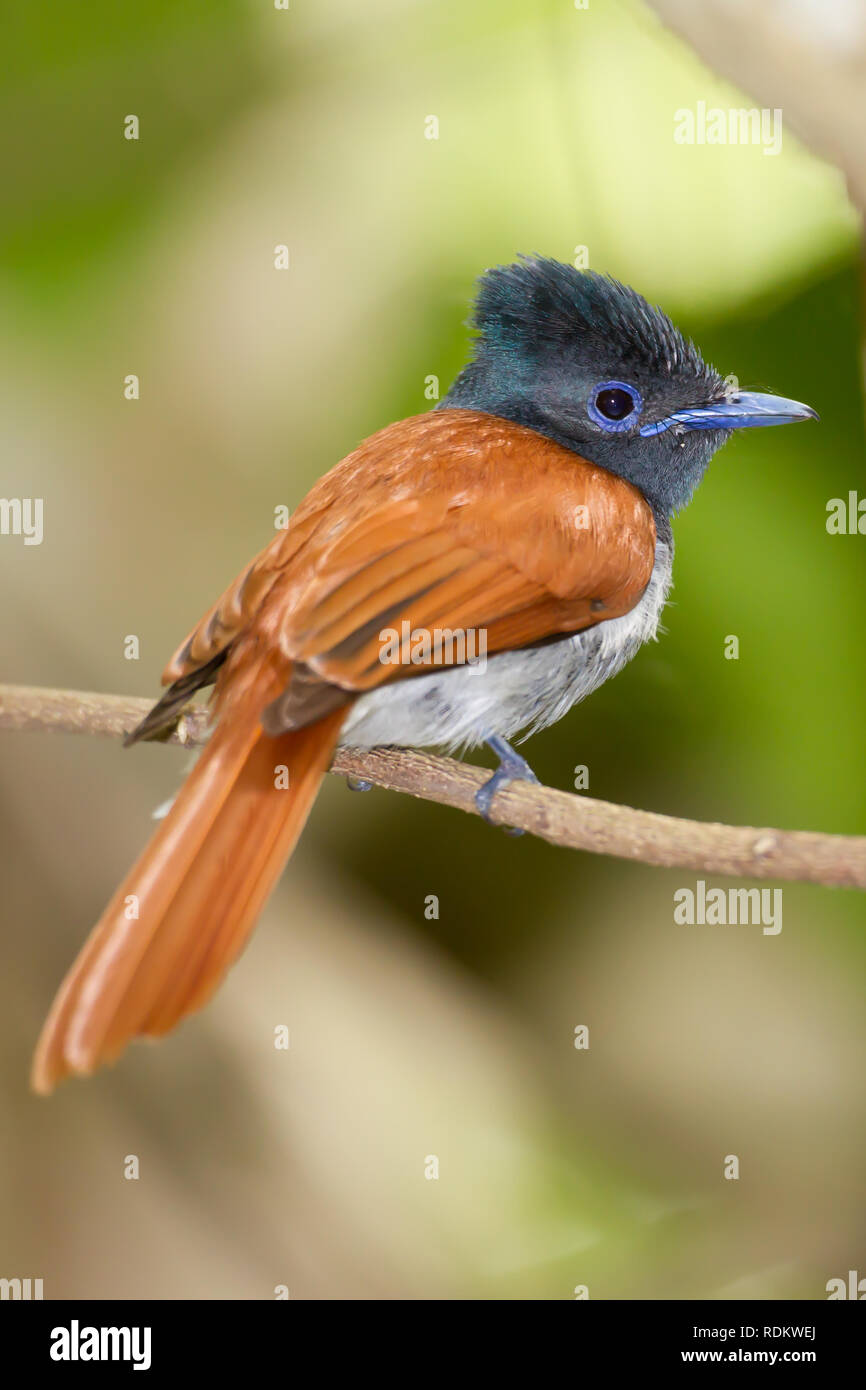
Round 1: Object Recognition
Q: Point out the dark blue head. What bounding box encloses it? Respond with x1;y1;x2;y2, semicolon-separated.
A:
442;256;817;518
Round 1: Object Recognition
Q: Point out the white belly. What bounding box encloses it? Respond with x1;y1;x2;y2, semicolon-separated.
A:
340;537;673;754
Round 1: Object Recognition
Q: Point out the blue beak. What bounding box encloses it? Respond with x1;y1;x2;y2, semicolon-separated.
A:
640;390;819;438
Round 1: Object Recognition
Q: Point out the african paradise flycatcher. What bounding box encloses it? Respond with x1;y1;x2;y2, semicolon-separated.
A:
31;257;817;1092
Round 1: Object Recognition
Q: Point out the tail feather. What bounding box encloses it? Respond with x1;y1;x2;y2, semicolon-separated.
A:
31;691;345;1094
140;718;342;1036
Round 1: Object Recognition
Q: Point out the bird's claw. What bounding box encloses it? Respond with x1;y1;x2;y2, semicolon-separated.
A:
475;736;540;834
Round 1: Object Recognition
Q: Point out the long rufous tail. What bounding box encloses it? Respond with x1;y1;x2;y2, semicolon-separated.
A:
31;686;346;1093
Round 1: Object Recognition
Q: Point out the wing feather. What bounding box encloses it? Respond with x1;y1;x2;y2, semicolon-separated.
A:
160;409;657;723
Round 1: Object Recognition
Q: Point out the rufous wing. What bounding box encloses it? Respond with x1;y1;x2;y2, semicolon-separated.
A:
164;410;657;717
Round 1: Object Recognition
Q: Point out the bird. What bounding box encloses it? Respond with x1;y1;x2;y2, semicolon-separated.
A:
31;256;817;1092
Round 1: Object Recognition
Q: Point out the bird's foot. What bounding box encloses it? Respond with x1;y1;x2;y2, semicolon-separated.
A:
475;735;539;834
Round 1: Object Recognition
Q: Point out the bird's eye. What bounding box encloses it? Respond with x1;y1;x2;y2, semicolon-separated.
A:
596;388;632;419
587;380;642;433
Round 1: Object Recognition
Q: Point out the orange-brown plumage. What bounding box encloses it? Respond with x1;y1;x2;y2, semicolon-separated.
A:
31;658;345;1092
32;414;655;1092
168;410;656;696
30;252;818;1092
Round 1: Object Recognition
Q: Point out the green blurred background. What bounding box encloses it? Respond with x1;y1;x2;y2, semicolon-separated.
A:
1;0;863;1299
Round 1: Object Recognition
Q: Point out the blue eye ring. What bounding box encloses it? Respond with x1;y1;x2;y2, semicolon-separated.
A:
587;380;643;433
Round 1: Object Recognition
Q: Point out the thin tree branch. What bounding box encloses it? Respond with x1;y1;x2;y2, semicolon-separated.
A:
0;683;863;890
